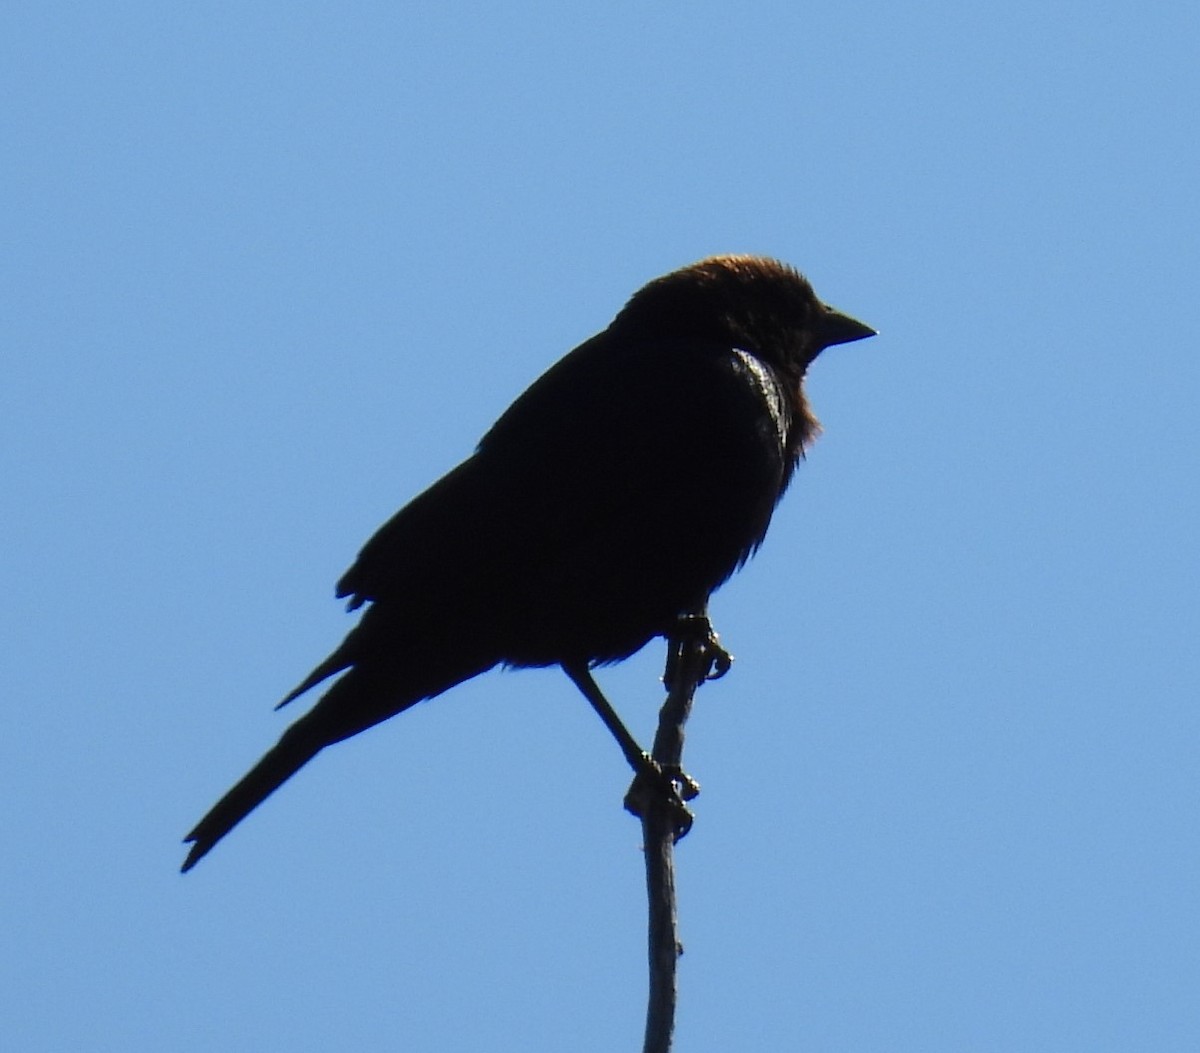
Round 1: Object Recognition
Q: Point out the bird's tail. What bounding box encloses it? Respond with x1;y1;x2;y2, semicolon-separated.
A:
181;714;324;873
182;635;498;872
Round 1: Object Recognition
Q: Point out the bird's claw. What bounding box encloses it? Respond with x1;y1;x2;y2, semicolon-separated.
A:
623;756;699;841
705;644;733;682
664;763;701;801
663;612;734;689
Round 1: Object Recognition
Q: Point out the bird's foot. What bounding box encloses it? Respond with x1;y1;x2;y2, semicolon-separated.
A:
663;612;734;690
623;756;700;841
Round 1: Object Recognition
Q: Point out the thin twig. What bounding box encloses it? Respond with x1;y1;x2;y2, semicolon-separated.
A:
628;616;730;1053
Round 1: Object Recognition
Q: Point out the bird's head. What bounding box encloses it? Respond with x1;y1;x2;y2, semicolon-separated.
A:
612;254;875;378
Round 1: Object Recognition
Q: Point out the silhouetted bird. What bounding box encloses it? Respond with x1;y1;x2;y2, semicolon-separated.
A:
182;255;874;871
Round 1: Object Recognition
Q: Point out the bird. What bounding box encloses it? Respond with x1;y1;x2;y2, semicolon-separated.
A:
181;255;874;872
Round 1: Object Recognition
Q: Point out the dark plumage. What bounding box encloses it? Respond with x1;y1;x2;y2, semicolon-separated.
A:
182;255;874;871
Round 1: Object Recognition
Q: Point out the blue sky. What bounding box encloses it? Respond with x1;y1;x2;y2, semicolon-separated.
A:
5;2;1199;1050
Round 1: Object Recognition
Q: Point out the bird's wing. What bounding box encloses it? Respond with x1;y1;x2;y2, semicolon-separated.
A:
335;332;791;629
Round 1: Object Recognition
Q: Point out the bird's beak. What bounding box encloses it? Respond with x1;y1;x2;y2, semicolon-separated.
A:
816;306;877;348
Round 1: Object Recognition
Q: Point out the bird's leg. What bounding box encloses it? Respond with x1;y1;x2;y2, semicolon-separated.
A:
563;661;658;777
562;661;692;832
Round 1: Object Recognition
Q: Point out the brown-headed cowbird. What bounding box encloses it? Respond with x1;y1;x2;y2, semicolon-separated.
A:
182;255;874;871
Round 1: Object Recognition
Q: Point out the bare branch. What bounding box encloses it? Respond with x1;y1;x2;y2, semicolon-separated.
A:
628;615;730;1053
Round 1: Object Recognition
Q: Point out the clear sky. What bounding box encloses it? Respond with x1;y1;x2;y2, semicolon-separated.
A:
5;3;1199;1050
